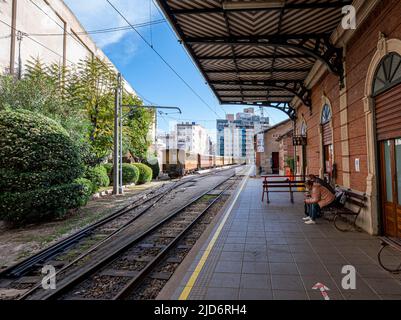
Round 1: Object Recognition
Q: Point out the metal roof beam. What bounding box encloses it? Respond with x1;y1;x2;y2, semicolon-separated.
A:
211;79;311;108
224;102;297;120
220;95;294;99
205;67;310;74
187;34;344;86
199;54;312;60
216;89;287;92
170;1;353;14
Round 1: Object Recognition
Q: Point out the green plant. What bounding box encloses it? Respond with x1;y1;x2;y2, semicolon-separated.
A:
144;157;160;180
103;163;113;176
0;109;84;224
84;165;110;192
123;94;154;161
133;163;152;184
103;163;139;185
122;163;139;185
0;182;88;225
103;163;113;184
73;178;93;206
285;157;296;173
0;57;154;170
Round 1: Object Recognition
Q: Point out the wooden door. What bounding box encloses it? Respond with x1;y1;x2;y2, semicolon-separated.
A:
272;152;279;174
380;139;401;238
375;82;401;237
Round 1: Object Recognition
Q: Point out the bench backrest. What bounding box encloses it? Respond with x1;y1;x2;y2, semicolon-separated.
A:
342;189;366;213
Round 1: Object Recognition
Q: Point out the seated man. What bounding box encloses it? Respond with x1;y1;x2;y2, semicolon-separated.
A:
304;180;335;225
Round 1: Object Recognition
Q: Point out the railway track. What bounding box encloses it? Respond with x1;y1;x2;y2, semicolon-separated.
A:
0;165;244;299
21;171;244;300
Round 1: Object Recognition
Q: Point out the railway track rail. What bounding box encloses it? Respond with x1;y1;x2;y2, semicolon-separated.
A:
0;165;244;299
21;172;244;300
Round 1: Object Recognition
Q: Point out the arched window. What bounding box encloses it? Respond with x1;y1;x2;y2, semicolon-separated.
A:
321;104;331;124
373;52;401;97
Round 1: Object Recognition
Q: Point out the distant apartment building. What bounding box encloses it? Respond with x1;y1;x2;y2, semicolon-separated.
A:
157;132;176;150
217;108;269;163
176;122;211;155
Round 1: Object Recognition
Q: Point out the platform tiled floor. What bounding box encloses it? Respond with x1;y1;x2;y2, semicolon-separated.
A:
169;178;401;300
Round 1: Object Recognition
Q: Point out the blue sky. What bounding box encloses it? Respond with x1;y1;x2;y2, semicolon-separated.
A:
64;0;288;136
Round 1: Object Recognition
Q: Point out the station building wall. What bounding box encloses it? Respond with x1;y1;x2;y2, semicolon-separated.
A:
295;0;401;235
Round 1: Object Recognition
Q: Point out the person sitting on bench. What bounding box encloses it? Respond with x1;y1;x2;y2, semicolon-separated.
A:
303;180;313;221
304;179;335;225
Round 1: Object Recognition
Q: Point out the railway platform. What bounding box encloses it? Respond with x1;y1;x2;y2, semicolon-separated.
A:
158;177;401;300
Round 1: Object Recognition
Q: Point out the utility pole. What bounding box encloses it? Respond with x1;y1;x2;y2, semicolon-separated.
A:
113;73;121;195
119;75;123;194
17;31;23;79
112;73;181;195
9;0;17;75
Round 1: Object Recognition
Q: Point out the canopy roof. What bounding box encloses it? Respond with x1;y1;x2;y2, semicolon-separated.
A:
157;0;350;119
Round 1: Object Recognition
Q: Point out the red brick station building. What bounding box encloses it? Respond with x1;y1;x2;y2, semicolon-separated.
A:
291;0;401;237
158;0;401;238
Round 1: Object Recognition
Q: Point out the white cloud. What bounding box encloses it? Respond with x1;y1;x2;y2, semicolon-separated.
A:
64;0;157;48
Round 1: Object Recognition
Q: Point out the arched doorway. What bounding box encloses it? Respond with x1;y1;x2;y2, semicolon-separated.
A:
372;52;401;238
321;104;334;183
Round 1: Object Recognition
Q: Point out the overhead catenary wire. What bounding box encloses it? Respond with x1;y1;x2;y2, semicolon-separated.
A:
27;19;165;37
151;0;227;117
0;19;76;66
106;0;225;119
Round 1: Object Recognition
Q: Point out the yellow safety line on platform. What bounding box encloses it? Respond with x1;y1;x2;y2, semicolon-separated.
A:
178;168;251;300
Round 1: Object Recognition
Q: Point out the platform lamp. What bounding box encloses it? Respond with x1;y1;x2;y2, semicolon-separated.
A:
113;74;182;195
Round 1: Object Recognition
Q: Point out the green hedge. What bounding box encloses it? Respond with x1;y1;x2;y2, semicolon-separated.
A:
103;163;139;185
133;163;152;184
144;157;159;180
122;163;139;184
73;178;93;207
0;109;84;224
84;165;109;192
0;182;88;224
0;109;83;187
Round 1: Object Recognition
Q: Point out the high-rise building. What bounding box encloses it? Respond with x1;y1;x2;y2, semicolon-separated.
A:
176;122;211;155
216;108;269;163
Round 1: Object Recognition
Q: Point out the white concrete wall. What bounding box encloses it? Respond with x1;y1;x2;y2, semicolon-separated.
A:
0;0;135;95
0;1;13;73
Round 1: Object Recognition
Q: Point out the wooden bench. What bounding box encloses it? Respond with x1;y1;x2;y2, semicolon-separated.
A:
377;237;401;274
261;175;305;204
321;188;367;232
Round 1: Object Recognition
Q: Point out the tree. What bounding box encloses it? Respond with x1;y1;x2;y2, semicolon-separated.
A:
0;58;88;138
0;57;154;165
69;57;118;160
122;93;154;162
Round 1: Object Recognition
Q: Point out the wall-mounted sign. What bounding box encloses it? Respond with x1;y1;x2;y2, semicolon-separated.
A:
257;133;264;153
355;158;360;172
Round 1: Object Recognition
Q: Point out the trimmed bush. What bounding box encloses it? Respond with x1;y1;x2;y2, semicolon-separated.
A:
0;182;87;224
84;165;109;193
133;163;152;185
0;110;83;191
144;157;160;180
0;109;84;224
122;163;139;185
102;163;139;185
73;178;93;207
